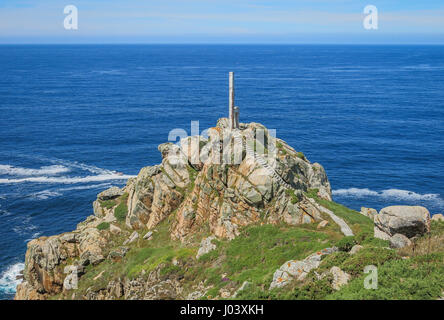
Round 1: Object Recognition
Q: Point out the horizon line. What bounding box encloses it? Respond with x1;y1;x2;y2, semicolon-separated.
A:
2;42;444;46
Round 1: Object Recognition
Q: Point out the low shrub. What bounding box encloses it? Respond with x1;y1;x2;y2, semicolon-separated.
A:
328;252;444;300
285;189;300;204
114;193;129;222
100;200;116;209
341;247;398;276
336;236;357;252
96;222;110;230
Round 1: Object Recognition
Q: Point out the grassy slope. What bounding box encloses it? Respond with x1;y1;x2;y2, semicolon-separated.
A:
54;190;444;300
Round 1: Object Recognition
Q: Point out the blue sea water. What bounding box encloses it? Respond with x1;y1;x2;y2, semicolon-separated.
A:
0;45;443;299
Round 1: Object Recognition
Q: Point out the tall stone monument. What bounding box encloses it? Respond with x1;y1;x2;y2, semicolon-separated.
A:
228;72;239;129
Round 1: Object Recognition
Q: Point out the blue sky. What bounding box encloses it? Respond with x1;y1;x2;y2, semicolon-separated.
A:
1;0;444;43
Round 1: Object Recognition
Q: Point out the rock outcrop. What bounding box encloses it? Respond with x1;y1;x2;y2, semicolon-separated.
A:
122;118;331;241
374;205;431;240
15;118;333;300
270;247;338;289
83;265;183;300
15;214;111;300
196;236;217;259
329;266;351;290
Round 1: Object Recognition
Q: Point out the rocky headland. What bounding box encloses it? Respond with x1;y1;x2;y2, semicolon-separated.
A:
15;119;444;300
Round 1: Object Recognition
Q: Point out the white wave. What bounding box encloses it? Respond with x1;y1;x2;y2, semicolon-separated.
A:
92;69;125;75
0;173;135;185
29;190;62;200
333;188;444;207
379;189;441;202
402;64;444;71
0;164;70;177
13;221;38;236
47;159;111;175
333;188;379;197
57;183;112;191
25;232;42;242
0;263;24;295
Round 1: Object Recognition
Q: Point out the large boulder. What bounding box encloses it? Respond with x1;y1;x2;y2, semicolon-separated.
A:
270;247;337;289
374;206;431;239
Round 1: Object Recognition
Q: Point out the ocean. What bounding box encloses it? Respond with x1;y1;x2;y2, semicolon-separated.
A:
0;44;443;299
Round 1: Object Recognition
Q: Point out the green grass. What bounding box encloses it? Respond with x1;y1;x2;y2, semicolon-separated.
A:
305;189;374;235
97;222;110;231
327;252;444;300
336;236;357;252
123;218;197;279
186;165;198;193
114;193;129;222
196;223;337;299
276;142;287;155
100;199;117;209
52;194;444;301
125;245;195;279
285;189;301;204
340;247;399;276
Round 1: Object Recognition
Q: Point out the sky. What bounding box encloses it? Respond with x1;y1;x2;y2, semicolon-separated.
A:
1;0;444;44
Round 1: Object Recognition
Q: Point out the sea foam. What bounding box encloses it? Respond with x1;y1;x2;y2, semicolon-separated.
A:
0;263;24;295
333;188;444;208
0;173;135;184
0;164;70;176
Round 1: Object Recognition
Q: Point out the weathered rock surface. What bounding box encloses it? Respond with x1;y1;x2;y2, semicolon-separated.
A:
196;236;217;259
374;206;431;239
98;186;124;201
233;281;251;298
360;207;377;220
432;214;444;222
15;211;111;299
186;281;212;300
329;266;351;290
349;245;363;255
123;231;139;245
308;198;353;236
110;224;121;235
270;247;338;289
143;231;153;240
82;265;183;300
389;233;412;249
317;220;329;229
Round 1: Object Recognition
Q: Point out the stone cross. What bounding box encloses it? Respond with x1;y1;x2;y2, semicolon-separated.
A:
228;72;239;129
